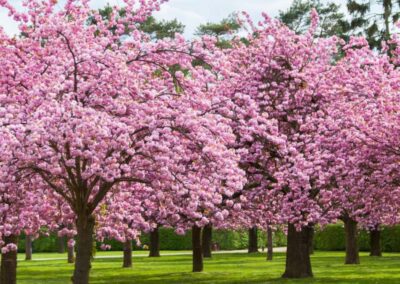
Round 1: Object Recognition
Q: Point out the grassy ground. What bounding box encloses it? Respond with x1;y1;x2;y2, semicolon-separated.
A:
17;250;192;260
15;251;400;283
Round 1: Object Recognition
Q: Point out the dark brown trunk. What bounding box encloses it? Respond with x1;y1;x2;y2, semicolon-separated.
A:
370;227;382;257
122;240;132;268
0;235;18;284
248;226;258;253
282;224;313;278
202;224;212;258
67;241;75;264
192;225;203;272
344;217;360;264
149;227;160;257
25;235;32;261
58;235;66;254
72;214;95;284
266;226;273;261
308;225;314;255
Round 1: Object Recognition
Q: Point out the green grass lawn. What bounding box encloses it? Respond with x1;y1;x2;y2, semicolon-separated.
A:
15;251;400;283
16;250;192;260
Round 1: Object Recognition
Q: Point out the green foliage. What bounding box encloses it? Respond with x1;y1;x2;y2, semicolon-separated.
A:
195;14;242;49
18;234;58;253
314;224;400;252
19;228;287;253
140;16;185;40
89;6;184;40
195;14;241;37
278;0;349;39
380;226;400;252
314;224;346;251
157;229;193;250
346;0;400;50
272;229;288;247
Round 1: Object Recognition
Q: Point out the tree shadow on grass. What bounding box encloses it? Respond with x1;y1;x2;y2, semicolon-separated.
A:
16;252;400;284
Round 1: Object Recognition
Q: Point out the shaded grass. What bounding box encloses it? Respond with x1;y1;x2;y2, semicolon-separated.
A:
16;250;192;260
16;251;400;283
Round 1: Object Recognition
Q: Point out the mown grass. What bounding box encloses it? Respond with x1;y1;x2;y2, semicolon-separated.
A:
15;251;400;283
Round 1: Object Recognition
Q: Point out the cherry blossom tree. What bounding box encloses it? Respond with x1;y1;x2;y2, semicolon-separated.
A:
0;0;246;282
203;10;345;278
314;36;400;264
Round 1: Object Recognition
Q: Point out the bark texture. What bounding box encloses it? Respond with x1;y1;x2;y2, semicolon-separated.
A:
192;225;203;272
308;225;314;255
369;227;382;257
72;214;95;284
282;224;313;278
25;235;32;261
344;217;360;264
266;226;273;261
58;235;66;254
149;227;160;257
248;226;258;253
202;224;212;258
0;235;18;284
122;240;132;268
68;242;75;264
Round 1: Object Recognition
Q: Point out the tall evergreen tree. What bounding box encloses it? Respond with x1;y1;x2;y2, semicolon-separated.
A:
346;0;400;49
93;6;184;40
195;14;242;48
278;0;349;39
140;16;185;40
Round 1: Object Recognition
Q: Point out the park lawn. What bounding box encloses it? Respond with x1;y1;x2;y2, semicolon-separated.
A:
16;250;192;260
16;251;400;284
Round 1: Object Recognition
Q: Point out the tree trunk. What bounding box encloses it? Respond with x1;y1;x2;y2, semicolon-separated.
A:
344;217;360;264
308;225;314;255
266;226;273;261
58;235;66;254
25;235;32;261
71;214;95;284
122;240;132;268
0;235;18;284
192;225;203;272
383;0;391;41
282;224;313;278
248;226;258;253
68;242;75;264
149;227;160;257
370;227;382;257
202;224;212;258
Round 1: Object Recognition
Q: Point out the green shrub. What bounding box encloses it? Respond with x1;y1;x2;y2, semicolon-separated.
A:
30;224;400;253
273;229;287;247
380;226;400;252
18;227;287;252
18;234;58;253
314;224;346;251
314;224;400;252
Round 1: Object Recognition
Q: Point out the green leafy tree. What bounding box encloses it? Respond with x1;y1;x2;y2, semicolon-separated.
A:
195;14;242;48
140;16;185;40
92;6;184;40
346;0;400;49
278;0;349;39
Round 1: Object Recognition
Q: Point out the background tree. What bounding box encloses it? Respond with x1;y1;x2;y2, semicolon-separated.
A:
196;14;242;48
140;16;185;40
0;1;246;283
94;6;185;40
346;0;400;49
278;0;349;38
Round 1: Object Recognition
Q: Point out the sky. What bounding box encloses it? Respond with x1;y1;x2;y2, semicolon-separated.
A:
0;0;360;38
